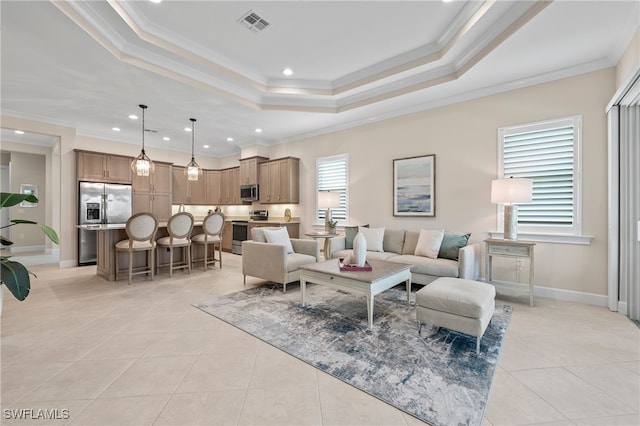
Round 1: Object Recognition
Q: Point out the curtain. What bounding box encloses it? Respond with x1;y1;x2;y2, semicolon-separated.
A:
619;105;640;320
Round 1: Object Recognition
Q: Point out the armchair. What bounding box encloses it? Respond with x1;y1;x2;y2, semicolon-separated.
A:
242;227;320;293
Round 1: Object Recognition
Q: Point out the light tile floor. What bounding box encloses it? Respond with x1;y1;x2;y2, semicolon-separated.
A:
1;253;638;425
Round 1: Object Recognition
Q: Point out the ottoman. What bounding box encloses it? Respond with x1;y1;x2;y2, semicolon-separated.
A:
416;277;496;354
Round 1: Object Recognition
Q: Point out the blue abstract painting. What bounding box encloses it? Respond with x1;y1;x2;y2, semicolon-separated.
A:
394;154;435;216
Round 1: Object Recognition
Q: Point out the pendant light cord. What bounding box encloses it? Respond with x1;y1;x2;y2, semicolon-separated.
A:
139;104;147;154
190;118;196;161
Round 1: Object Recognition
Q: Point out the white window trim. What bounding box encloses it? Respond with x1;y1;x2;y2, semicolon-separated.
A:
496;115;593;245
316;153;349;228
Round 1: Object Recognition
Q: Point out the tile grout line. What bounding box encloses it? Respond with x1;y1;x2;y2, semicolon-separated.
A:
234;339;262;425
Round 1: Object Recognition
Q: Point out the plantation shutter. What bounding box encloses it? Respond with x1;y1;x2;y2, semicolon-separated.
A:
317;154;348;222
501;117;579;229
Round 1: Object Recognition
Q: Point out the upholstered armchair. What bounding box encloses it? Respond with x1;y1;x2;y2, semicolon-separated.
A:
242;227;320;293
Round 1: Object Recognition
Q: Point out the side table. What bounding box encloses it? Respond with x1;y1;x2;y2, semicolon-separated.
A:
304;232;339;260
485;238;536;306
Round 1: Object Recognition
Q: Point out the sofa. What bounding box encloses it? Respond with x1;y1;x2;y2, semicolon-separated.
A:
242;227;321;293
327;227;480;286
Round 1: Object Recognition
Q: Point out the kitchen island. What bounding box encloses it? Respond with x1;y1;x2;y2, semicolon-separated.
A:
79;222;207;281
78;218;299;282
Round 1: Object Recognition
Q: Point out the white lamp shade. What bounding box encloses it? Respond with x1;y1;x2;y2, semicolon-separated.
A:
491;178;532;204
318;191;340;209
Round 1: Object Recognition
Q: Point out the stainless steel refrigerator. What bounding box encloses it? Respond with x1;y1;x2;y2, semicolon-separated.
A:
78;182;132;265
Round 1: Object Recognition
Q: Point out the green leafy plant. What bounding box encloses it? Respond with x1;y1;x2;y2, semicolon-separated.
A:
0;192;59;301
328;219;338;229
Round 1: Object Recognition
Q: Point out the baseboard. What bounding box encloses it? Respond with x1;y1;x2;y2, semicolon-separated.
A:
618;301;628;315
59;260;77;268
9;245;45;253
484;279;608;307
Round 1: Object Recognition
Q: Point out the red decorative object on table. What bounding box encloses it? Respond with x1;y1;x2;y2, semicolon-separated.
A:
338;258;373;272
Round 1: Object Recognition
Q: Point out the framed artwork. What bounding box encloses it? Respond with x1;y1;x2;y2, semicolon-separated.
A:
393;154;435;216
19;184;38;207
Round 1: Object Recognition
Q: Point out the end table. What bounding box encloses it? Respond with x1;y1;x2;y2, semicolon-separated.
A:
484;238;536;306
304;232;339;260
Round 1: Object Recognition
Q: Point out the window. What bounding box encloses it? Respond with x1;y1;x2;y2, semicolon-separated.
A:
498;116;582;236
316;154;348;225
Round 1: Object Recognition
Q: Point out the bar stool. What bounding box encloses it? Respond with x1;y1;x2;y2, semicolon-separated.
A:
192;212;225;271
156;212;194;277
115;212;158;284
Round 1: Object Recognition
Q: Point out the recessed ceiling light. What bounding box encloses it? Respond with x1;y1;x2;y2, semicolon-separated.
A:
226;137;234;142
203;145;209;149
129;114;138;120
163;136;170;141
14;130;24;135
282;68;293;76
112;127;120;132
255;128;262;133
184;127;191;132
149;0;162;3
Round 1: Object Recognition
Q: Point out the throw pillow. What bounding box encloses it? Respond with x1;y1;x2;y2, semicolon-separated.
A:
383;229;406;254
402;231;420;255
359;226;385;252
414;229;445;259
345;224;369;249
438;232;471;261
263;227;294;254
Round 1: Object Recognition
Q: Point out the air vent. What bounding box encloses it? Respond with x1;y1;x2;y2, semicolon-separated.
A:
238;10;270;33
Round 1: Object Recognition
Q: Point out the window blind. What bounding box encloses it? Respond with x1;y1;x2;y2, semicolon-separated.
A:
501;117;579;230
317;154;348;222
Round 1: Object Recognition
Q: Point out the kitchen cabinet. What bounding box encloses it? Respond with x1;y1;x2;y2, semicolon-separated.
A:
76;150;132;183
239;156;269;186
132;162;172;222
221;221;233;252
172;166;208;205
189;173;207;204
259;157;300;204
220;167;240;205
206;170;221;205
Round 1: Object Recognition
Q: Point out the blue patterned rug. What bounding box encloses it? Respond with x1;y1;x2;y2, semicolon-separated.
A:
195;284;511;426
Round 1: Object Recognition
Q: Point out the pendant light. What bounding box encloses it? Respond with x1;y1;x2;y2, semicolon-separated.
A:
185;117;202;181
131;104;155;176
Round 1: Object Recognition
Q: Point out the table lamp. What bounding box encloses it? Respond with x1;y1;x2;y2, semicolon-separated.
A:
491;177;532;240
318;191;340;233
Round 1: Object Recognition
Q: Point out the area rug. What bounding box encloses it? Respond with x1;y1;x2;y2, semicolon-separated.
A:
195;284;511;426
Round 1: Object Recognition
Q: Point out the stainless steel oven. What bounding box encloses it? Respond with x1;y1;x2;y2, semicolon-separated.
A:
232;220;249;255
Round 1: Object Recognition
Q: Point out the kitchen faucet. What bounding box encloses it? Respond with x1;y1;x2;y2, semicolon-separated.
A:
178;204;185;213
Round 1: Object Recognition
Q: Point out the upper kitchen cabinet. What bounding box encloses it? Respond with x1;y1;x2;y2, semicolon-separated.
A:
220;167;240;205
206;170;221;205
132;162;172;222
239;156;269;186
259;157;300;204
76;150;132;184
172;166;208;205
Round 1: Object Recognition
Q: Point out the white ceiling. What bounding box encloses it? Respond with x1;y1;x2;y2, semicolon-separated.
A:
1;1;638;158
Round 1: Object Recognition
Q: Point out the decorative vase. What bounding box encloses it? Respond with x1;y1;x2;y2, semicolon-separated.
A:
352;231;367;267
329;227;336;235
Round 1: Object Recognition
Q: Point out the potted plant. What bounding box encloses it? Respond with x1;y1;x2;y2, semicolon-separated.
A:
328;219;338;235
0;192;59;306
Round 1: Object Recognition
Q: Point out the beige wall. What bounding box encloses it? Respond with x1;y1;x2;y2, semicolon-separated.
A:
616;27;640;89
268;68;615;297
8;152;47;248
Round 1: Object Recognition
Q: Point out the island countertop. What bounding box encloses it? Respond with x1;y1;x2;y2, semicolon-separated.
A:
77;221;205;231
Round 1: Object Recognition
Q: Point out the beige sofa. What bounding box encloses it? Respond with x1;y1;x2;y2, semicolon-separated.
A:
327;228;480;285
242;227;321;292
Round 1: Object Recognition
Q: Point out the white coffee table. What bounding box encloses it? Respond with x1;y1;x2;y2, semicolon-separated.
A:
299;259;412;330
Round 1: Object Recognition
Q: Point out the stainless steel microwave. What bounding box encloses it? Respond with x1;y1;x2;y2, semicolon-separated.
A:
240;184;259;202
